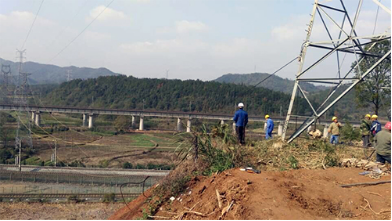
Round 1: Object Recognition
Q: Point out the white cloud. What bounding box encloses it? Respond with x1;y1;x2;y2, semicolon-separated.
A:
83;31;111;42
0;11;54;29
271;15;326;42
175;20;208;34
120;39;208;56
88;6;127;22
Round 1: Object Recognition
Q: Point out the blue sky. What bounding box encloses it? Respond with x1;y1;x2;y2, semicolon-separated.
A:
0;0;390;81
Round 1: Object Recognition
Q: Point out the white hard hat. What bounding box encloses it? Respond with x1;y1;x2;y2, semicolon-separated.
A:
238;103;244;107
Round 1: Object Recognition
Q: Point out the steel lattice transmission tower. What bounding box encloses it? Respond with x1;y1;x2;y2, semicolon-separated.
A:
282;0;391;143
1;64;11;103
1;64;11;89
14;49;34;171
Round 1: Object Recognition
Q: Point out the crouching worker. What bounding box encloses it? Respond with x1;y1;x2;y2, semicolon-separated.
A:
374;122;391;164
233;103;248;145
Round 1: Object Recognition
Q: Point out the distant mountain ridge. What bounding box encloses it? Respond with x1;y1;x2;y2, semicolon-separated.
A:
214;73;328;94
0;58;120;84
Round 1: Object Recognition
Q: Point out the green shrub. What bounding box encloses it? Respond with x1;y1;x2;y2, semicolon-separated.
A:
99;160;109;168
135;164;146;169
44;161;54;166
147;163;156;169
67;195;80;203
57;161;66;167
288;155;299;169
0;149;12;163
176;123;241;176
341;121;361;142
25;157;41;166
103;193;116;202
122;162;133;169
68;160;85;167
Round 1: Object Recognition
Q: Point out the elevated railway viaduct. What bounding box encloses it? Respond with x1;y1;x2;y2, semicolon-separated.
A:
0;104;361;136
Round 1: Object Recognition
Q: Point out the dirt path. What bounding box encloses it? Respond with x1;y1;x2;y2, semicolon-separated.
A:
0;202;123;220
110;167;391;220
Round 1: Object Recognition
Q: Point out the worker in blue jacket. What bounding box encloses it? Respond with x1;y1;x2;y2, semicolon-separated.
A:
371;115;382;136
233;103;248;145
265;115;274;139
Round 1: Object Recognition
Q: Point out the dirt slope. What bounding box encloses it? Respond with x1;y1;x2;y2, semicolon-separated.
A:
110;167;391;220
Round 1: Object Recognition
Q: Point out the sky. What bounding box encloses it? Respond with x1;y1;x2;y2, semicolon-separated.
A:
0;0;390;81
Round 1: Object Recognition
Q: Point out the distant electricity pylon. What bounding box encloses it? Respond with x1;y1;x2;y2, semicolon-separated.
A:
1;64;11;89
67;69;73;82
282;0;391;143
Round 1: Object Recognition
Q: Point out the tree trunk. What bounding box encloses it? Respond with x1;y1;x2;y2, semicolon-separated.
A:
375;91;379;115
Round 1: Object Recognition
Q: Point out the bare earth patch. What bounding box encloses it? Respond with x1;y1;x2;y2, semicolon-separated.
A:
0;202;123;220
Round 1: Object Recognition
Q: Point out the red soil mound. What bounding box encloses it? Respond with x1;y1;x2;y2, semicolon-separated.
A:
110;167;391;220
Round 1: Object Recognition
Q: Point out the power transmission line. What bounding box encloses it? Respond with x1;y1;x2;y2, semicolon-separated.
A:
48;0;115;62
373;0;381;35
253;56;299;88
21;0;45;50
46;0;90;49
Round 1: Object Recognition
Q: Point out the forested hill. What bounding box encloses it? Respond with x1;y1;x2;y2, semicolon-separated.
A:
0;58;119;84
43;75;312;116
215;73;327;94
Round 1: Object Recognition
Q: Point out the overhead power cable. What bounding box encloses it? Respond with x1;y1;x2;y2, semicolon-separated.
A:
46;0;90;49
48;0;115;62
253;56;299;88
21;0;45;50
373;0;381;35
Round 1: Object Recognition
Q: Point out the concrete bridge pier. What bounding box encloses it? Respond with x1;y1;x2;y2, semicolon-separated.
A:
323;125;329;138
220;120;224;126
264;122;267;132
186;119;191;133
31;112;36;123
177;118;182;131
278;123;283;136
82;114;88;127
35;112;41;127
88;114;94;128
131;116;136;129
139;116;144;131
232;122;236;134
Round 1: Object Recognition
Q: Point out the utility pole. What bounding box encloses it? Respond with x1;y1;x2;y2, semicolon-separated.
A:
280;105;283;117
18;139;21;172
54;139;57;167
166;70;169;79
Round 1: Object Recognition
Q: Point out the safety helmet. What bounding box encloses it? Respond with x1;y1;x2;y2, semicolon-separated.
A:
238;103;244;108
371;115;378;119
365;114;371;118
385;122;391;130
332;116;337;121
265;115;270;119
